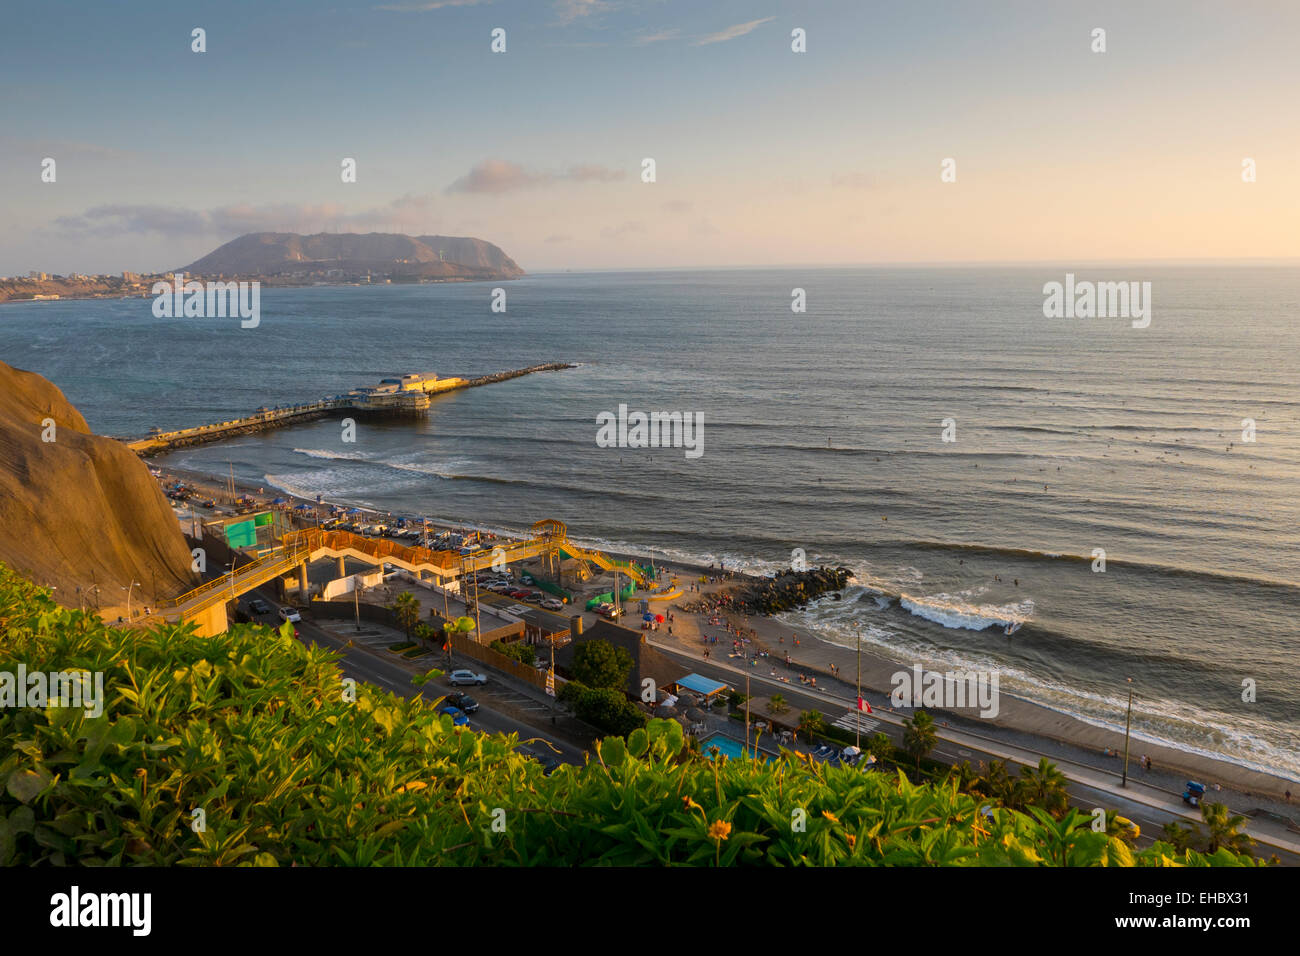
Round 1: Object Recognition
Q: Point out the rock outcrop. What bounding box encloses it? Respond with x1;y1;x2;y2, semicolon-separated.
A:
0;361;196;614
734;567;854;615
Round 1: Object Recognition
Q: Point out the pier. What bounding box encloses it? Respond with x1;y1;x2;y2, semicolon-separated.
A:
123;362;574;455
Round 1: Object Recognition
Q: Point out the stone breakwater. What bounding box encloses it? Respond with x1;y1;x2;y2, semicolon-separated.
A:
735;567;853;615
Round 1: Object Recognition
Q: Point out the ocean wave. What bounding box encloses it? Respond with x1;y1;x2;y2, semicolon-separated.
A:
899;591;1034;631
779;599;1300;779
893;539;1300;592
292;447;375;462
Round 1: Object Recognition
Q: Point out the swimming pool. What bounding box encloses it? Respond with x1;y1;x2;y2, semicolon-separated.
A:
698;733;773;762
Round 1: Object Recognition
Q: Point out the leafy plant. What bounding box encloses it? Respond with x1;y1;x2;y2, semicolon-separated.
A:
571;640;632;691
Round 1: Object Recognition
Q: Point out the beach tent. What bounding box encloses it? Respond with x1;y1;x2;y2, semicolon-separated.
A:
272;497;287;505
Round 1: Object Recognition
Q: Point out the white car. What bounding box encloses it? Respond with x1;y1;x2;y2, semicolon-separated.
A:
277;607;302;623
541;598;564;611
447;669;486;686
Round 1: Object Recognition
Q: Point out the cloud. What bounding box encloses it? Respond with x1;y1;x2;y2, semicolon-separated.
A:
634;29;680;45
661;199;693;214
690;219;720;237
544;234;573;243
375;0;492;11
566;164;624;183
692;17;775;46
53;194;445;239
445;160;541;194
554;0;616;23
445;159;625;193
600;221;645;239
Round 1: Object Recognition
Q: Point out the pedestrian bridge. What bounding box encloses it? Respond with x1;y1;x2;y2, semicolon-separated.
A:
136;519;647;636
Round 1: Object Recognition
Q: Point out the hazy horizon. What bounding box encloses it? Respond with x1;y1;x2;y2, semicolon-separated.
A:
3;0;1298;275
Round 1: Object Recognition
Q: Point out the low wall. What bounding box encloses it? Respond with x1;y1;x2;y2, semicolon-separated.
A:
321;570;384;601
449;630;564;693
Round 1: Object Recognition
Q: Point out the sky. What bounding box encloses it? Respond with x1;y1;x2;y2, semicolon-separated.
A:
1;0;1298;275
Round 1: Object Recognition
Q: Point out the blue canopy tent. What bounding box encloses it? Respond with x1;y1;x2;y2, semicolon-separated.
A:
674;673;729;700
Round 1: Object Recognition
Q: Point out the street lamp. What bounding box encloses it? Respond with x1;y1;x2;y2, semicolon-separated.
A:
122;581;141;619
1121;677;1134;787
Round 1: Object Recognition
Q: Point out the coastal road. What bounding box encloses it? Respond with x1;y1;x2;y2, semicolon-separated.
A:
244;588;587;767
651;642;1300;864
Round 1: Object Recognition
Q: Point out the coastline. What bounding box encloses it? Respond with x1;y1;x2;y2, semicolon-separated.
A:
151;459;1300;817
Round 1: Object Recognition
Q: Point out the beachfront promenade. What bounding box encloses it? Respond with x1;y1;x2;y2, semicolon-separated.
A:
641;633;1300;858
123;363;574;455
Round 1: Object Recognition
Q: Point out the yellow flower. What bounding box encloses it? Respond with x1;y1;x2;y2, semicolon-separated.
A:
707;819;731;842
822;810;839;824
846;834;856;849
683;795;703;813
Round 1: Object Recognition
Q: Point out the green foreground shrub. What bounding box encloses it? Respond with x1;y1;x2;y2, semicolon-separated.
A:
0;566;1260;867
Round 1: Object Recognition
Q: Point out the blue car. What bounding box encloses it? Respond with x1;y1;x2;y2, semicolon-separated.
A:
439;705;469;727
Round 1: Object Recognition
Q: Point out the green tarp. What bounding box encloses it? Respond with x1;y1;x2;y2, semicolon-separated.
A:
253;512;274;527
225;519;257;548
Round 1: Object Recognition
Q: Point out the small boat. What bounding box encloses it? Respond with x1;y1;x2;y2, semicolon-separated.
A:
1005;621;1022;635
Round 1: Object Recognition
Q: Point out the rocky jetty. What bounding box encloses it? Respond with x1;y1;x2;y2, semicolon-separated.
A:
734;566;853;615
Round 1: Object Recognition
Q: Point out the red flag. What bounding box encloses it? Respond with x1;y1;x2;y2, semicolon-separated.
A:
858;696;872;714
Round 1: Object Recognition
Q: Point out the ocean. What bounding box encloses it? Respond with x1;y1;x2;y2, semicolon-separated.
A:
4;266;1298;778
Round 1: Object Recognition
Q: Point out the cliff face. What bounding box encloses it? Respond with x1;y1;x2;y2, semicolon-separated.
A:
179;232;524;279
0;361;196;613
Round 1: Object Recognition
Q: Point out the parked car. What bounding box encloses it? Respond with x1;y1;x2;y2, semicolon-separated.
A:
447;669;486;686
597;603;622;620
485;582;511;593
248;598;271;615
439;706;469;727
509;589;532;600
446;692;479;714
540;598;564;611
277;607;302;623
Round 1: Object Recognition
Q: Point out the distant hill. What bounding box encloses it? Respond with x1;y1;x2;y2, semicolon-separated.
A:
178;232;524;280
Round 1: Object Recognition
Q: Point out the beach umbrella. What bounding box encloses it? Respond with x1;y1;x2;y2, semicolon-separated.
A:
686;707;708;722
347;507;363;514
655;613;665;623
294;503;311;511
654;703;678;718
272;497;287;505
643;613;653;621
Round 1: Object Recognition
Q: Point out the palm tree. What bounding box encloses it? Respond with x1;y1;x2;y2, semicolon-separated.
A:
902;710;937;772
390;591;420;640
1200;802;1253;856
948;760;981;794
865;731;893;763
1160;820;1198;852
797;710;825;744
984;759;1017;807
768;693;789;715
1017;757;1070;817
